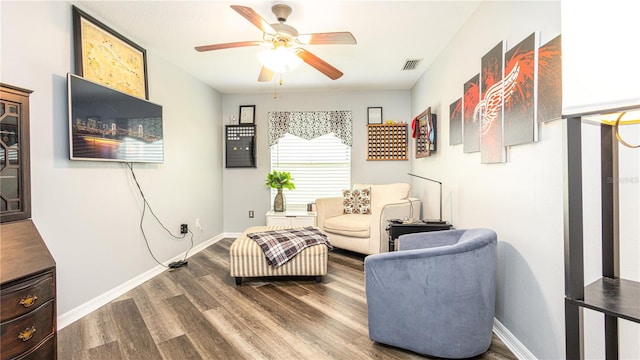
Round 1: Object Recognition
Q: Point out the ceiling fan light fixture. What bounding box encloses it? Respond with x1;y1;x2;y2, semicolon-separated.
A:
257;46;302;73
272;4;292;23
197;4;355;81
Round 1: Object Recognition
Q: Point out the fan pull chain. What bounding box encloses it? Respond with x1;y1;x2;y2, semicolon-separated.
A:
273;75;278;99
273;73;285;99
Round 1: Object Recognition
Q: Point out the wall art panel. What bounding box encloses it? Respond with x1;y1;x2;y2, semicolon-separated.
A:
537;35;562;122
463;74;480;153
504;32;537;146
479;41;506;164
449;98;463;145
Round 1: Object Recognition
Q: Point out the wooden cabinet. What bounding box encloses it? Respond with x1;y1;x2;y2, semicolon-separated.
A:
266;210;316;227
563;107;640;359
1;220;57;360
0;84;32;223
0;84;57;359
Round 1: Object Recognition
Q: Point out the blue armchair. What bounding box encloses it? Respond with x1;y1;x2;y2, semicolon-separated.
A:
364;228;497;358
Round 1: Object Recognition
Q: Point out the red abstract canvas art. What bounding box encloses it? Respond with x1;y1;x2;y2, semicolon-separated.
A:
463;74;480;153
537;35;562;122
455;32;561;165
449;98;463;145
479;41;505;164
504;33;536;146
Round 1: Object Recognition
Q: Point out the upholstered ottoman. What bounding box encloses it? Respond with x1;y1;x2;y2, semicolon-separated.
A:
229;226;329;285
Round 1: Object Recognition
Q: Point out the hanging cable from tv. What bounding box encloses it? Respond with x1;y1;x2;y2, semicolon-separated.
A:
125;162;193;269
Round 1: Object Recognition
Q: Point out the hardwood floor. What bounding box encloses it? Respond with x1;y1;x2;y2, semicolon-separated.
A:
58;238;516;359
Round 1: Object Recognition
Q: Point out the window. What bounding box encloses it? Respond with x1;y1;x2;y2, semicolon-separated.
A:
271;133;351;207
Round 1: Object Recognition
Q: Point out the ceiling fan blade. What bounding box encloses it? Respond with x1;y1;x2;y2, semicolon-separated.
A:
258;67;274;82
297;32;357;45
295;48;344;80
195;41;262;52
230;5;276;34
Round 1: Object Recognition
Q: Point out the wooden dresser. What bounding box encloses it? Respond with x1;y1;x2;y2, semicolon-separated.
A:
1;220;57;359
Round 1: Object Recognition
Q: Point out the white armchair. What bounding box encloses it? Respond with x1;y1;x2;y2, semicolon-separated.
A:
316;183;421;254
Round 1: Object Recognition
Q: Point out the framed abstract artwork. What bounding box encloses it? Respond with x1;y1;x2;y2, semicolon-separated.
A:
239;105;256;124
415;107;436;158
367;107;383;124
72;6;148;99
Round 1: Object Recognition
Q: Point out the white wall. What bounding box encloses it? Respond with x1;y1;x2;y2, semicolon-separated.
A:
411;1;639;359
412;1;564;358
561;0;640;114
1;1;224;316
222;90;412;232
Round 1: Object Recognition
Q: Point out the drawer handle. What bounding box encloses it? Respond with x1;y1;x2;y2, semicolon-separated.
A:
19;294;38;308
18;326;36;341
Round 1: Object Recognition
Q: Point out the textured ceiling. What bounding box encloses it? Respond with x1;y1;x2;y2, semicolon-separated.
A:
74;1;481;94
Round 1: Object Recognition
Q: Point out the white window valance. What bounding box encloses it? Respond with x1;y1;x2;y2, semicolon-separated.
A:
268;111;352;147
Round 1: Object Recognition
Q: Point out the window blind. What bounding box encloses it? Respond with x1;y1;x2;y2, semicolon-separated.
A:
271;133;351;206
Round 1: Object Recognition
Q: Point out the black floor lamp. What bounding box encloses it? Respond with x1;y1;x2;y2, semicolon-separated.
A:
408;173;447;224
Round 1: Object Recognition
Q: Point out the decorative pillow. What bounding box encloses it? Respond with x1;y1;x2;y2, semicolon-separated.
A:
342;188;371;214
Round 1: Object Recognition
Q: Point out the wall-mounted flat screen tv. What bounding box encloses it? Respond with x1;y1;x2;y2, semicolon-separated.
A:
67;73;164;163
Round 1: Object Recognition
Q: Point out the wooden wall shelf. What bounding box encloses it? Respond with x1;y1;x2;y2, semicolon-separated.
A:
366;124;408;161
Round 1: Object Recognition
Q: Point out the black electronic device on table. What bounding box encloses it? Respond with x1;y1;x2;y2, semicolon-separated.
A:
423;219;448;225
386;221;453;251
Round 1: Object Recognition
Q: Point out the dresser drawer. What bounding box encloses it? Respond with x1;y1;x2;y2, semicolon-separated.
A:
13;334;55;360
0;300;54;359
1;272;54;322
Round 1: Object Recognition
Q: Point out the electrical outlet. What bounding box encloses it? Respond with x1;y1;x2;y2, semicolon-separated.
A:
195;218;202;231
249;210;254;218
180;224;188;234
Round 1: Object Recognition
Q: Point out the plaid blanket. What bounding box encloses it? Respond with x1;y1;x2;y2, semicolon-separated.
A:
246;227;333;268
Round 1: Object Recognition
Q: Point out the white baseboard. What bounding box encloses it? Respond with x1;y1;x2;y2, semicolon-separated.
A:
57;233;224;330
493;318;536;360
223;231;242;239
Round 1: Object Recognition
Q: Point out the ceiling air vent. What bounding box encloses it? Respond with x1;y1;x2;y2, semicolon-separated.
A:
402;58;423;71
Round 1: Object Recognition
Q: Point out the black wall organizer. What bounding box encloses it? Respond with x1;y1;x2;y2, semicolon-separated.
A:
225;125;256;168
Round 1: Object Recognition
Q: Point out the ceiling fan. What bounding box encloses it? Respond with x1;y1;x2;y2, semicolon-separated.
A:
195;4;357;82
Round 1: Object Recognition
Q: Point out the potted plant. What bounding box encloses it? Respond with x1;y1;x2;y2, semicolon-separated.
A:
265;170;295;212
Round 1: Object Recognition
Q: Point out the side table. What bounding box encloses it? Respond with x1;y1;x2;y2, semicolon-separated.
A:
387;222;453;251
265;210;317;227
